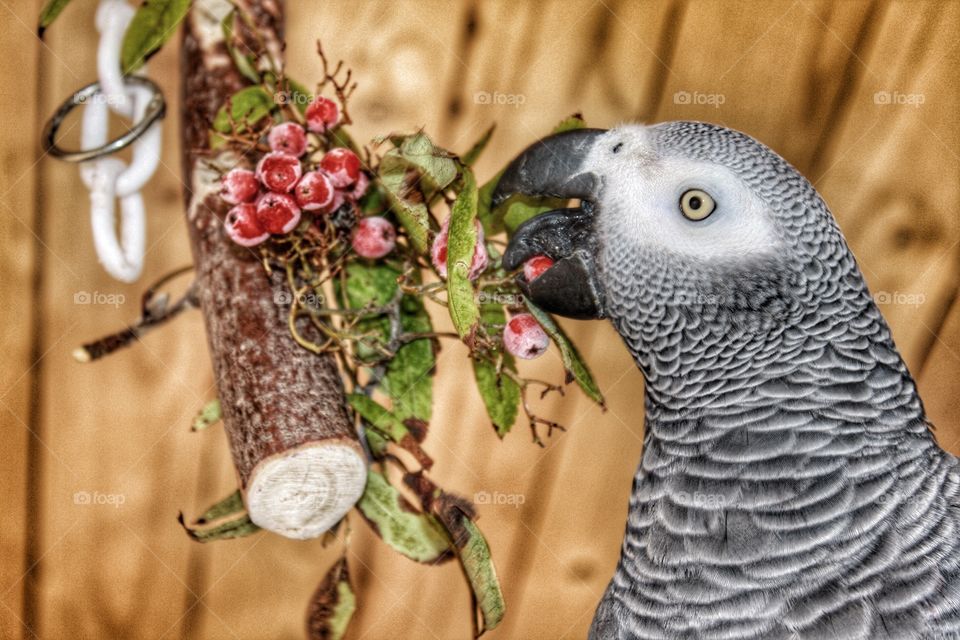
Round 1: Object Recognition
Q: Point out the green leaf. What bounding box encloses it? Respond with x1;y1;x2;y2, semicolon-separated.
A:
284;78;312;115
405;474;505;633
37;0;74;36
503;196;566;235
472;295;519;436
552;113;587;133
357;470;452;564
476;169;505;236
342;263;435;423
220;9;260;83
196;490;244;521
120;0;191;75
306;557;356;640
343;262;397;308
446;167;480;339
359;185;387;215
378;131;459;252
348;394;432;469
379;158;430;254
211;86;274;134
398;132;458;193
478;114;587;238
348;394;408;442
473;357;520;437
461;124;496;167
525;301;605;406
191;399;221;432
457;517;505;632
365;429;389;458
178;490;261;542
342;262;397;362
384;293;434;422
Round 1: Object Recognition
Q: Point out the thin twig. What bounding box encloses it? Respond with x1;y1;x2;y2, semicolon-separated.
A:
74;268;198;363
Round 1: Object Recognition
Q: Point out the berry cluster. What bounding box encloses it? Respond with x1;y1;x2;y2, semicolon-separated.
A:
220;93;559;362
220;97;378;249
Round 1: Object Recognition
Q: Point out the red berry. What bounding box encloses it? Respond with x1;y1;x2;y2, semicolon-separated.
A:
220;168;259;205
294;171;335;211
319;148;361;187
256;151;302;192
268;122;308;157
325;189;346;214
256;192;301;234
352;217;396;259
225;203;269;247
305;97;340;133
431;218;488;280
523;255;555;281
503;313;549;360
345;171;370;201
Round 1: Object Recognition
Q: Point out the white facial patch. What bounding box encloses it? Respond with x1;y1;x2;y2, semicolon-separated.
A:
586;127;781;262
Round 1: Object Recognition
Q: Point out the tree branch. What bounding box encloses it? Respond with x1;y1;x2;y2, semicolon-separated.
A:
180;0;366;540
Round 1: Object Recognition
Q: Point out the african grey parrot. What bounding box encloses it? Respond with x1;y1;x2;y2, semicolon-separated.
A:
493;123;960;639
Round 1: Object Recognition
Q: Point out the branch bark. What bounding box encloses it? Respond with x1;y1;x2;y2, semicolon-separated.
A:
180;0;366;539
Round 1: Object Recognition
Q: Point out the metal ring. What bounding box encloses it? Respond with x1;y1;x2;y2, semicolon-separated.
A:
42;76;166;163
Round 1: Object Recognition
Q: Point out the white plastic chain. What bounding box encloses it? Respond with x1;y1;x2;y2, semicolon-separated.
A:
79;0;162;282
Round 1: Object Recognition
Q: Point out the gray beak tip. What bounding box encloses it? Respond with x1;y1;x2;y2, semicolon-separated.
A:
491;128;607;208
518;253;605;320
504;207;604;320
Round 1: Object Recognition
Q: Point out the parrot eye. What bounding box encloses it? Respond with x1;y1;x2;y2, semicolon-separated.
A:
679;189;716;221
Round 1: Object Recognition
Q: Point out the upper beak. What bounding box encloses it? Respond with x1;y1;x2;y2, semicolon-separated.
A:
496;128;607;319
492;128;606;208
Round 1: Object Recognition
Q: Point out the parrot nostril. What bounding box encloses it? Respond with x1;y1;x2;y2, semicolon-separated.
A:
612;142;624;154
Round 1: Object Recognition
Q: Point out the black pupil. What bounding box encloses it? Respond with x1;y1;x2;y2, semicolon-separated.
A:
688;196;702;210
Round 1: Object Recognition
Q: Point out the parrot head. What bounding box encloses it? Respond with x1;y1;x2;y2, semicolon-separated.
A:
497;122;862;367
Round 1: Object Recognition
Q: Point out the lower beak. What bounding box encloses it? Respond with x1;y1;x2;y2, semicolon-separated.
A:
495;128;607;319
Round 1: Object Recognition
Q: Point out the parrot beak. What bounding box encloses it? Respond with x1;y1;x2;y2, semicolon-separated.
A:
496;128;606;319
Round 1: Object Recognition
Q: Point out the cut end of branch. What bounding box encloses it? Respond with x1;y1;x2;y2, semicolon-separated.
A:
246;441;367;540
72;347;92;363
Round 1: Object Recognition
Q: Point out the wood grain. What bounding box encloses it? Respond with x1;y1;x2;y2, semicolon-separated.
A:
0;0;41;637
1;1;958;639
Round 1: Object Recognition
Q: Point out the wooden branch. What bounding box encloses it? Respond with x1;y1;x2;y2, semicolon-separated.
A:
73;267;197;363
180;0;366;540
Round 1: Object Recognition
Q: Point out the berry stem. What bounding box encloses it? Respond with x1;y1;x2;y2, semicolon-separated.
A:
500;368;568;447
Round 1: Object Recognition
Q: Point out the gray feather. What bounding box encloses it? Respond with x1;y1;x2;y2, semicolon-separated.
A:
586;122;960;640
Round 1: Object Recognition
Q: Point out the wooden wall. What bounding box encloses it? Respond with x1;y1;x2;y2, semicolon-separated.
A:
1;1;958;638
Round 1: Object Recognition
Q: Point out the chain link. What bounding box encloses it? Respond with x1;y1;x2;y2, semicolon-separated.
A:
79;0;162;282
